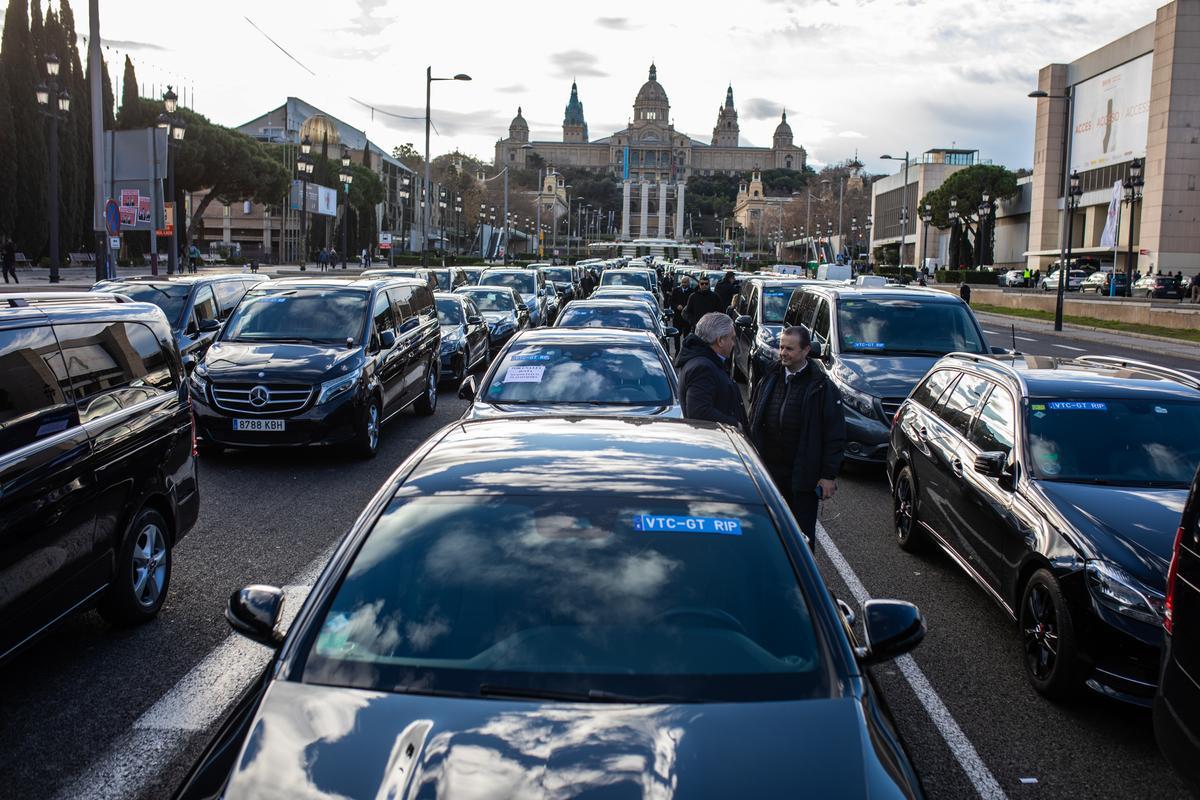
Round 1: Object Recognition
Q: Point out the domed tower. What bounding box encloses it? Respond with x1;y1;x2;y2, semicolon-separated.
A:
633;63;670;125
772;110;805;171
563;82;588;143
712;85;739;147
773;110;794;149
508;106;529;144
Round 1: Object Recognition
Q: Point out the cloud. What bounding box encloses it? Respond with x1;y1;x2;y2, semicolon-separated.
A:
496;84;527;94
548;50;608;79
741;97;784;121
101;38;166;52
838;130;866;139
366;103;512;139
953;65;1036;86
347;0;391;36
595;16;635;30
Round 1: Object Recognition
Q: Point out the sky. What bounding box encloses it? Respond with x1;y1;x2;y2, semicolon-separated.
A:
40;0;1165;176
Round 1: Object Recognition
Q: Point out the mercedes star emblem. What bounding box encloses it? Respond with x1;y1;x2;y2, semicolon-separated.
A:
249;385;270;408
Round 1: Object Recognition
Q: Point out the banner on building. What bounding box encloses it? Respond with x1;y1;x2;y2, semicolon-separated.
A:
1100;180;1123;248
1071;52;1153;174
289;181;339;216
623;146;629;181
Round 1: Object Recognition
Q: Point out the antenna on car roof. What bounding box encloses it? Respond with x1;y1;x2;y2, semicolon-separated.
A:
1011;324;1017;358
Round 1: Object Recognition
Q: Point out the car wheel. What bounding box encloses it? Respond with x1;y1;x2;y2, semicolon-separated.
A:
414;362;438;416
99;507;172;625
893;466;928;552
353;394;382;459
1019;569;1081;700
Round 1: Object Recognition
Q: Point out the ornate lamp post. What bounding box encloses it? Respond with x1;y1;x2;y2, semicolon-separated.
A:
881;151;912;267
948;196;959;269
155;86;187;274
36;53;70;282
976;192;992;270
1122;158;1143;295
1057;171;1083;331
399;176;411;253
295;135;314;269
339;152;353;269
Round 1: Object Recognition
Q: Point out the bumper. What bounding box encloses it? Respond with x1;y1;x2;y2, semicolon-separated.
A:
1075;598;1163;706
192;390;363;448
439;348;464;379
844;408;892;463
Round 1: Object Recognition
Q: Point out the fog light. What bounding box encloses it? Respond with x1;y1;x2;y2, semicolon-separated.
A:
847;442;863;454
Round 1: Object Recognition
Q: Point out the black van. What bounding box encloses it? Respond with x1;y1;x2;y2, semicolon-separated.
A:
0;293;199;663
190;277;440;457
93;273;268;360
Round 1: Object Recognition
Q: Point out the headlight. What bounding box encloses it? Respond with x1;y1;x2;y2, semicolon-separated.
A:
188;372;208;398
1085;560;1165;626
316;366;363;405
836;379;877;418
439;337;460;355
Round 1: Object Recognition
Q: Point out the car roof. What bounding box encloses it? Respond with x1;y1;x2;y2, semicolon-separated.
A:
433;291;467;303
396;417;763;501
96;273;257;285
564;298;653;309
0;297;173;329
508;327;659;346
805;285;963;303
261;277;424;290
945;353;1200;400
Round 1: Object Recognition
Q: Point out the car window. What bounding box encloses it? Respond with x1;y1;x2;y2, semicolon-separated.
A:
812;299;831;344
461;289;515;312
54;321;177;424
0;325;76;451
936;374;990;437
223;288;369;344
746;289;758;321
910;369;958;410
301;495;827;703
190;286;217;329
486;343;672;405
464;298;481;318
389;286;416;328
761;288;794;324
836;298;985;355
481;272;536;298
436;298;463;326
97;282;191;326
789;292;818;329
212;280;247;319
372;292;396;334
969;386;1015;456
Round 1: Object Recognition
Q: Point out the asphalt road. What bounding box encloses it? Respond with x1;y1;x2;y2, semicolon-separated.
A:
0;335;1193;799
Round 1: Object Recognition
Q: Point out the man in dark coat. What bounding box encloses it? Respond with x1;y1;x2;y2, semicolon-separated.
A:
684;276;724;327
2;239;17;284
668;275;695;339
580;268;596;298
715;270;738;311
674;312;747;429
748;325;846;543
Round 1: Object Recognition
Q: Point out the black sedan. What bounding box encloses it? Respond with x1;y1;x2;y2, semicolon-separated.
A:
434;292;490;384
454;285;530;355
555;298;677;350
175;417;926;800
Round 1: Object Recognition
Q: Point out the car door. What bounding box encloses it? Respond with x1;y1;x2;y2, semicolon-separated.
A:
389;285;424;402
959;385;1021;593
927;373;993;569
410;285;440;387
902;369;960;529
370;290;404;411
0;323;98;659
811;297;832;356
463;298;488;366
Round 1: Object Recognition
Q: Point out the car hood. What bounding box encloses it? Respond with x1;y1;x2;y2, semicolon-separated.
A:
439;324;465;340
481;311;517;326
201;341;359;383
223;681;914;800
464;402;684;420
831;354;943;399
1034;481;1186;589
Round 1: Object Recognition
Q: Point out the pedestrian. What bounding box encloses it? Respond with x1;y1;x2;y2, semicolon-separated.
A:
674;312;747;429
580;268;596;297
188;243;201;274
361;247;370;268
684;276;724;328
959;281;972;305
1189;277;1200;304
669;275;694;338
1022;266;1031;288
329;248;339;269
2;239;17;284
318;247;328;272
715;270;738;311
748;325;846;544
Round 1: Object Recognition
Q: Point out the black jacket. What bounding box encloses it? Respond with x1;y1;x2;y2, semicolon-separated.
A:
748;359;846;495
715;280;738;309
669;285;694;313
684;289;724;324
674;335;747;428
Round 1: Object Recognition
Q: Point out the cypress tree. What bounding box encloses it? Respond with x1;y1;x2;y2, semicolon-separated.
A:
100;53;115;129
58;0;91;251
1;0;49;257
0;73;18;239
120;54;137;113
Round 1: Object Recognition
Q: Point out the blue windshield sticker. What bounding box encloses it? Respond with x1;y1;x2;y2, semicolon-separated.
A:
1047;401;1108;411
849;341;885;350
765;290;790;298
510;353;552;361
634;515;743;535
1155;405;1168;414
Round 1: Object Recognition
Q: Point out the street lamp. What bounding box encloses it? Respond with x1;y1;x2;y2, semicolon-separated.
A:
154;87;187;275
976;192;992;270
423;68;471;266
37;52;70;283
1028;88;1076;329
1057;170;1083;330
296;135;314;269
881;152;912;268
454;195;463;255
921;204;933;272
1122;158;1144;296
948;196;959;269
339;151;353;269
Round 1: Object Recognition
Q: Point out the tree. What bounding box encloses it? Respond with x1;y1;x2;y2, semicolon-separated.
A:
120;55;138;112
392;142;422;171
0;71;17;239
920;164;1018;266
1;0;49;255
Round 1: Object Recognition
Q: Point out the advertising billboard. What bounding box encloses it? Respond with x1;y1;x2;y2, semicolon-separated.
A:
289;181;339;216
1070;52;1153;174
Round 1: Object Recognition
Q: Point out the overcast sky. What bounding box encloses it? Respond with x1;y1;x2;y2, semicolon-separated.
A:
48;0;1164;175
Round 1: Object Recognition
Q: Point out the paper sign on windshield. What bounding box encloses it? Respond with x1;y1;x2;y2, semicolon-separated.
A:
504;366;546;383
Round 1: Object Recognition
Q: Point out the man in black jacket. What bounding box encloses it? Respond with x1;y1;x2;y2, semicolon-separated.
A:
748;325;846;543
715;270;738;311
675;312;747;429
668;275;695;341
684;277;724;328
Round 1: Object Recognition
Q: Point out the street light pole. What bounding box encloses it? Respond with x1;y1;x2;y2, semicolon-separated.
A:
156;86;186;275
339;151;353;270
1058;170;1083;330
296;135;313;270
921;204;932;271
37;54;69;283
1123;158;1143;296
880;151;911;267
423;68;472;267
1028;88;1076;330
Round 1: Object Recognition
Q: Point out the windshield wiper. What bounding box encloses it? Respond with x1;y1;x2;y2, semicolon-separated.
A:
479;683;688;703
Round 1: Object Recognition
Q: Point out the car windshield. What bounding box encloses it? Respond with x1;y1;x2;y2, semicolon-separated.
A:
222;288;368;344
762;288;798;323
543;268;573;284
436;298;463;326
483;343;672;405
1027;397;1200;486
98;282;191;326
601;272;652;289
301;495;825;702
431;271;453;291
480;272;535;298
836;298;985;355
461;290;515;312
557;305;656;331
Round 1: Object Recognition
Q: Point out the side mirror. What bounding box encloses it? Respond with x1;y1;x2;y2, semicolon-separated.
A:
458;374;478;400
990;346;1015;356
226;585;285;647
198;318;221;333
181;354;197;375
378;329;397;350
973;450;1007;479
664;326;680;337
857;599;926;664
467;314;484;325
810;341;827;360
735;314;754;330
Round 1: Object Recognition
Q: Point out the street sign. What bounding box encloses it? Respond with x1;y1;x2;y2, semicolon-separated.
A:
1139;248;1150;255
108;236;121;251
104;199;120;236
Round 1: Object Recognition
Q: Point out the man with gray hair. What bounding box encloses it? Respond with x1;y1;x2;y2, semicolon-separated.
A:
674;312;747;428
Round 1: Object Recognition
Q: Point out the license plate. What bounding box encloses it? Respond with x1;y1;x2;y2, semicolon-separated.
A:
233;418;286;432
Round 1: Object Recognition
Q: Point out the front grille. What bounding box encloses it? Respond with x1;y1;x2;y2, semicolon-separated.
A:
211;382;313;415
880;397;904;421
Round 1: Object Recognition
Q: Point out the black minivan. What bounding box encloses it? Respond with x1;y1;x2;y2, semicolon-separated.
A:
190;277;440;457
0;292;199;663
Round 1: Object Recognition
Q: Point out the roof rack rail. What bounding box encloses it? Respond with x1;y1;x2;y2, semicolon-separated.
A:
945;351;1029;392
4;291;133;308
1075;355;1200;391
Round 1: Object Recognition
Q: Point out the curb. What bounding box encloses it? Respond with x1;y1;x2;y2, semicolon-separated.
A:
973;311;1200;362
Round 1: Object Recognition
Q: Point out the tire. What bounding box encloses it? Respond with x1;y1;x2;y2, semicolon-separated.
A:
414;361;438;416
892;465;928;552
99;508;172;626
1019;568;1082;700
353;395;382;459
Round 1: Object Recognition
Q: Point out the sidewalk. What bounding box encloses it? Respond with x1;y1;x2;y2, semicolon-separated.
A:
0;264;290;292
974;310;1200;363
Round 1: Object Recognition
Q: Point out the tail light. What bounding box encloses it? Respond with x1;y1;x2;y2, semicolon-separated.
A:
1165;525;1185;634
892;406;903;428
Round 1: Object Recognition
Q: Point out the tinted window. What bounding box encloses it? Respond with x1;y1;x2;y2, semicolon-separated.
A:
788;292;818;328
761;288;793;323
970;387;1015;456
372;292;396;334
557;305;656;331
436;298;463;326
191;286;218;328
55;321;176;424
97;282;190;326
212;280;248;318
937;374;990;436
485;343;672;405
480;272;536;298
412;286;436;319
460;289;516;312
389;286;415;324
836;298;985;355
0;326;75;451
1027;397;1200;486
302;496;825;702
812;299;831;343
910;369;957;409
600;271;652;290
223;288;369;344
431;270;452;291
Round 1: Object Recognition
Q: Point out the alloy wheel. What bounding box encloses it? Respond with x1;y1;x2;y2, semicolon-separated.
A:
366;402;380;451
132;523;168;608
895;475;914;540
1023;583;1059;681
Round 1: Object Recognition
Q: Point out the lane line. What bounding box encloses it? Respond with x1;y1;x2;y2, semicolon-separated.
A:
817;524;1007;800
52;543;338;800
1051;344;1087;353
982;330;1000;336
1013;335;1036;343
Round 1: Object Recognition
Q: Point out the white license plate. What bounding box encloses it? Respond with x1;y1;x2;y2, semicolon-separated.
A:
233;418;286;432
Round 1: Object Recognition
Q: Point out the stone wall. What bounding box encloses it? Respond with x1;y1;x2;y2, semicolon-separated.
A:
964;286;1200;330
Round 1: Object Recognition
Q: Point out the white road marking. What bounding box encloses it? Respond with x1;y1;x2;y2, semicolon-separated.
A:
52;544;337;800
1051;344;1087;353
1014;335;1036;343
817;525;1008;800
982;330;1000;336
